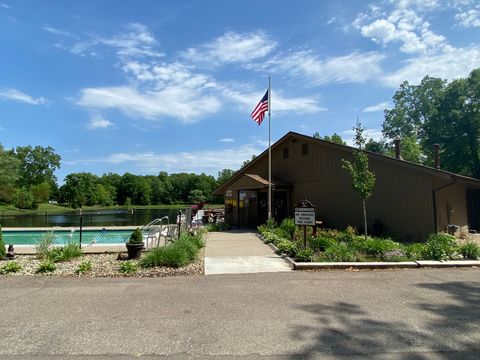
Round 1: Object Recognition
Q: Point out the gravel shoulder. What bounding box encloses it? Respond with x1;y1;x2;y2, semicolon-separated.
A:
0;248;205;277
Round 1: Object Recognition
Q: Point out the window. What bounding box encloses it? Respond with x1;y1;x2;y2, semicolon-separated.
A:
302;143;308;156
283;147;289;159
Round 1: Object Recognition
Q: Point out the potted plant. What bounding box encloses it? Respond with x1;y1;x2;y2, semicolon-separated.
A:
126;228;144;259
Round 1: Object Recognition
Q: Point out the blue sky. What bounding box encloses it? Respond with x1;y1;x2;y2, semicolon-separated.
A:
1;0;480;183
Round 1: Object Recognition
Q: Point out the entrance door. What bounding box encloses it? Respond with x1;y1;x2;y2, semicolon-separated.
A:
467;189;480;231
257;192;268;225
273;191;288;223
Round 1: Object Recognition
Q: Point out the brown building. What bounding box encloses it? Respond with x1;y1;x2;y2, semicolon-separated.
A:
213;132;480;242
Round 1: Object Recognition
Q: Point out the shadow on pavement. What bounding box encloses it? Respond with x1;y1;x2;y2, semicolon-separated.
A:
288;281;480;359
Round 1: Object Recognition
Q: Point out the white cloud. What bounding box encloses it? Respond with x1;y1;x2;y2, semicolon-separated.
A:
77;85;221;122
0;88;49;105
382;45;480;87
220;138;235;143
43;25;76;38
0;3;10;9
87;115;114;129
71;23;164;59
355;1;447;54
221;88;326;115
66;143;264;174
455;8;480;27
262;50;385;86
343;128;383;146
363;102;390;112
182;31;276;65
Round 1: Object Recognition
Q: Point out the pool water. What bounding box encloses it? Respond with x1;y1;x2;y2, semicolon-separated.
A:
3;229;134;245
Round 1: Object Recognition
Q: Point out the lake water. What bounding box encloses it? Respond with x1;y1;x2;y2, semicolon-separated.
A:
0;208;182;228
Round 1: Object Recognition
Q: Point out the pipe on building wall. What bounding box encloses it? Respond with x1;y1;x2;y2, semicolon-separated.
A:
432;178;457;233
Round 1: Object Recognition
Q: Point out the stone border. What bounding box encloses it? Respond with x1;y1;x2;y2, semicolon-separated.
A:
256;234;480;270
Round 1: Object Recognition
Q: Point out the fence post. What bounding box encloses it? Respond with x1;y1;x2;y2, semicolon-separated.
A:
177;210;182;240
79;208;83;249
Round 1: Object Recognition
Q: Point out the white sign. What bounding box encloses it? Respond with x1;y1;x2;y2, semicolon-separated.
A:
295;207;315;226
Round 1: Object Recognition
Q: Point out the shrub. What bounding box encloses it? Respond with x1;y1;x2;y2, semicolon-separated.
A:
276;239;297;256
206;222;232;232
295;248;314;262
36;261;56;273
76;260;92;274
308;236;335;252
423;233;456;261
354;238;401;258
405;243;427;261
459;242;480;260
320;242;357;262
58;241;83;262
0;226;5;259
140;233;203;269
279;218;296;239
36;232;55;260
119;260;138;274
129;228;144;244
0;261;22;275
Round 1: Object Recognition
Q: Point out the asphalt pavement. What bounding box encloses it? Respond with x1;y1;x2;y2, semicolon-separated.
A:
0;268;479;359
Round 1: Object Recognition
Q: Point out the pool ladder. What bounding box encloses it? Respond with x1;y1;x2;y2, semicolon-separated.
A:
141;216;174;249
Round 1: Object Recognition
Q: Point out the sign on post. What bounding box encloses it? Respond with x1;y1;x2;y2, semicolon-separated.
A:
294;200;316;226
294;200;316;248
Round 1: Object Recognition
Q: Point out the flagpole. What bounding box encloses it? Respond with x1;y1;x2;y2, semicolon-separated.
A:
268;76;272;221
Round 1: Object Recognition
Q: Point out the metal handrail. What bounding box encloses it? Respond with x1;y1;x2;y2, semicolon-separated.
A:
141;216;171;249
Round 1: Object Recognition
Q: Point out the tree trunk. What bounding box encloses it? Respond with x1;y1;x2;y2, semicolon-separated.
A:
363;200;368;240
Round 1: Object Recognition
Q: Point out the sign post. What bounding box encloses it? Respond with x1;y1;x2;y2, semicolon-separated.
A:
294;200;315;248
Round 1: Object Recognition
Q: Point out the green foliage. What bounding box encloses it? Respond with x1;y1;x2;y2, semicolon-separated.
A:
13;145;61;188
129;228;144;244
295;248;314;262
31;182;51;203
13;188;37;209
458;241;480;260
140;233;203;268
423;233;456;261
76;260;93;274
353;238;402;258
206;222;232;231
0;226;5;258
315;133;346;145
0;261;22;275
342;120;376;240
217;169;235;185
405;243;427;261
119;260;138;274
383;70;480;178
35;232;55;260
0;145;20;203
276;239;297;256
320;242;357;262
279;218;296;239
381;250;408;262
54;241;82;262
188;189;206;204
308;236;335;252
36;260;56;273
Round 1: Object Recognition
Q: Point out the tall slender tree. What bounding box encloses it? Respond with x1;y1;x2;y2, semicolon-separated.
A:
342;120;376;240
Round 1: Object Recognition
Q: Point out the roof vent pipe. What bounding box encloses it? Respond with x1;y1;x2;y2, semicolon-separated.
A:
393;138;401;160
433;143;440;169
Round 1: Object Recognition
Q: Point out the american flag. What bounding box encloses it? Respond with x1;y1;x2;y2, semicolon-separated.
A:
250;90;269;125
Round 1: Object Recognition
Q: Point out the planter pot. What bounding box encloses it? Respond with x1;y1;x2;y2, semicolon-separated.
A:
126;242;144;259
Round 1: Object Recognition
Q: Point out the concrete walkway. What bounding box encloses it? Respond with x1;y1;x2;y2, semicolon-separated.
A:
204;230;291;275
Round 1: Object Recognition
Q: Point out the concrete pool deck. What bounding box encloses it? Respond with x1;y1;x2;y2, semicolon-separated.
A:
204;230;292;275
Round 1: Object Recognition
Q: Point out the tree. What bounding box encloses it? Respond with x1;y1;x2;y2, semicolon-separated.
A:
217;169;235;185
342;120;376;240
14;145;61;188
31;182;51;203
365;139;388;155
13;188;37;209
188;189;206;204
0;145;20;203
60;172;99;208
383;68;480;177
323;133;346;145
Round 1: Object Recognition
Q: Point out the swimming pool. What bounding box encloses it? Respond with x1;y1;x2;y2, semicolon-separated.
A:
2;229;135;245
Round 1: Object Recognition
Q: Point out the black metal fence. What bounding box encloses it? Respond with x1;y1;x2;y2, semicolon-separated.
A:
1;208;191;255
